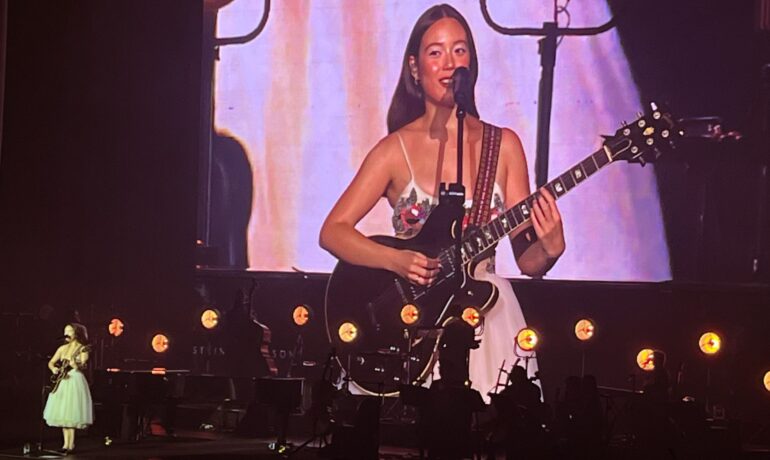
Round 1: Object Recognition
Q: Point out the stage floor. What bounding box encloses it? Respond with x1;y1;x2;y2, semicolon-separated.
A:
0;432;421;460
1;431;769;460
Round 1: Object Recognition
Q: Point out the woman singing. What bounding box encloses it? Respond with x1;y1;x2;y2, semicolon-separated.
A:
44;323;94;453
320;4;565;399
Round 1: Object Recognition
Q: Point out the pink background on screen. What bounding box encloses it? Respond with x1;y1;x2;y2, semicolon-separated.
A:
213;0;670;281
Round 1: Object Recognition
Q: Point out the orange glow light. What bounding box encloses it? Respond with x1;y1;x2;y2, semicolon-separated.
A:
108;318;125;337
201;309;220;330
151;334;170;353
462;307;481;327
292;305;310;326
338;322;358;343
400;304;420;325
698;332;721;355
574;319;595;341
637;348;655;371
151;367;167;375
516;328;539;352
764;371;770;392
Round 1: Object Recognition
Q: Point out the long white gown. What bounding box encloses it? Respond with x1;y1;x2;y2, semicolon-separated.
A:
43;351;94;429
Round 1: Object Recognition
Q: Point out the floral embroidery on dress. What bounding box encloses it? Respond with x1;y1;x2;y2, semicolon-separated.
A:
392;188;437;238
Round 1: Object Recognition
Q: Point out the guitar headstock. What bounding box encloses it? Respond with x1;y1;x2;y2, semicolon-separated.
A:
603;102;680;166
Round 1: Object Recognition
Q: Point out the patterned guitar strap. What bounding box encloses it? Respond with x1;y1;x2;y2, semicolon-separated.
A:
468;122;502;227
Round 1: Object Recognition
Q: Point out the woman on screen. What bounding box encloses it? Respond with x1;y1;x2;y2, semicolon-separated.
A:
320;3;565;398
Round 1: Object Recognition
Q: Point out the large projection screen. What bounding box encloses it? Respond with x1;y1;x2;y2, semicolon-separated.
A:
204;0;670;281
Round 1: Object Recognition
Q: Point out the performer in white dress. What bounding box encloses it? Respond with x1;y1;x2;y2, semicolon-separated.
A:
44;323;94;453
320;4;565;401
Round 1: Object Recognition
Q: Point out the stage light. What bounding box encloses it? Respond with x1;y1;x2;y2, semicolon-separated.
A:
108;318;124;337
636;348;655;371
200;309;220;330
574;319;595;341
151;367;167;375
292;304;311;327
698;332;721;355
400;304;420;325
516;328;539;352
462;307;481;327
151;334;169;353
764;371;770;392
338;322;358;343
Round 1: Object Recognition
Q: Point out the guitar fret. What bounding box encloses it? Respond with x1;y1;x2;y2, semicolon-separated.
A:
561;171;576;190
551;177;566;196
590;151;600;170
492;218;504;239
545;182;558;198
582;156;598;176
483;227;493;244
595;149;611;168
500;212;513;232
570;163;587;183
464;241;475;258
475;233;487;250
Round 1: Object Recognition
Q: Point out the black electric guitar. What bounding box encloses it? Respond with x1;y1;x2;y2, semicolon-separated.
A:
50;345;90;393
324;103;680;395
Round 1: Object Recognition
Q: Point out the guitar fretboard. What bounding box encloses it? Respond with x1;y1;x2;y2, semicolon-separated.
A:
438;145;614;271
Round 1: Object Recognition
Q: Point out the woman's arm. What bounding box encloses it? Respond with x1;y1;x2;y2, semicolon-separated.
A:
319;136;439;286
501;129;565;277
48;346;62;374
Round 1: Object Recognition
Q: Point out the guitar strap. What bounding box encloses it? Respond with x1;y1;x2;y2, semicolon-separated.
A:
468;122;502;227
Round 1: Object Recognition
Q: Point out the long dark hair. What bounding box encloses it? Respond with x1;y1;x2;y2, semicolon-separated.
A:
386;4;480;134
67;322;89;345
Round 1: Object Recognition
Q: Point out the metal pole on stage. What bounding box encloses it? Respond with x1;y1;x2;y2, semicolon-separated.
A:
479;0;619;187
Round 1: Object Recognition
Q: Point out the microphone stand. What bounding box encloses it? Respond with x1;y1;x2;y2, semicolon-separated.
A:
479;0;619;187
447;101;466;286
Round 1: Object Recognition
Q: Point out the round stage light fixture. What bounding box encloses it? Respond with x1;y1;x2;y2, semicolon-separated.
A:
338;322;358;343
462;307;481;327
108;318;124;337
400;304;420;325
574;319;595;341
151;334;170;353
292;304;311;327
698;332;721;355
200;309;220;330
516;328;539;352
636;348;656;371
764;371;770;393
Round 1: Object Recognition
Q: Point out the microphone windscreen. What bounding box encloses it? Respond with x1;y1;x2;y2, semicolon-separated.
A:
451;67;472;110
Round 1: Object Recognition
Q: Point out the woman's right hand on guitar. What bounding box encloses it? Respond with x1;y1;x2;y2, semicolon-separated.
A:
387;249;440;286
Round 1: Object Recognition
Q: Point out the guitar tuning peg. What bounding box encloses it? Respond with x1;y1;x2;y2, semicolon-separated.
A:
621;121;628;127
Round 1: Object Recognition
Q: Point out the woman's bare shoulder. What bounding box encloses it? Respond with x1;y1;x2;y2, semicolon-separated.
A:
497;126;526;165
365;131;403;164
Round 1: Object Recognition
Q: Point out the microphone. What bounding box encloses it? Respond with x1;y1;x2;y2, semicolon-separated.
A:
451;67;472;112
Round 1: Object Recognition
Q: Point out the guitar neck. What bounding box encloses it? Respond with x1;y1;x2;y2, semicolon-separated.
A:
445;145;616;265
